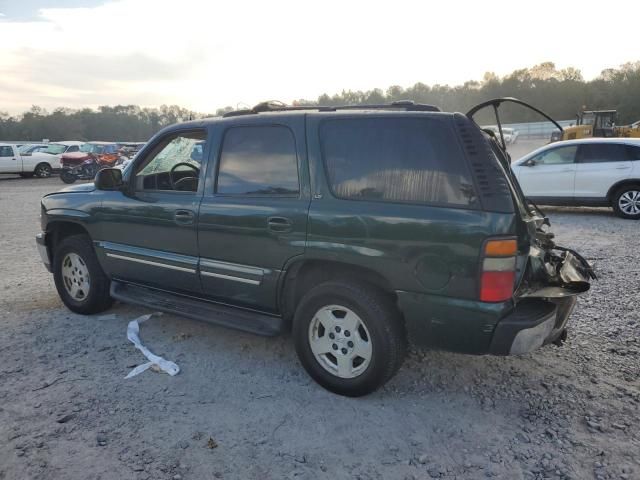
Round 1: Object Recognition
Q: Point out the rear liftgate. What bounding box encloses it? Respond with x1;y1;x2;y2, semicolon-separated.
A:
467;98;597;351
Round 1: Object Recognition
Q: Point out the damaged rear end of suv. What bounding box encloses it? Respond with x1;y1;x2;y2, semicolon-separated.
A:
466;98;596;356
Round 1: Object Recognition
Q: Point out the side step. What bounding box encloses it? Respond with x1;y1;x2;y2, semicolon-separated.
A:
110;281;284;336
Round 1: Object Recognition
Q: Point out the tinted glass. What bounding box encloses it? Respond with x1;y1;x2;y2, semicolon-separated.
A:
0;146;14;157
579;143;629;163
533;145;577;165
627;145;640;160
320;117;477;206
67;145;79;152
217;126;299;195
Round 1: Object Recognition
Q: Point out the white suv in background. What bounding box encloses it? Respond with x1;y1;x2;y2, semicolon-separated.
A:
512;138;640;219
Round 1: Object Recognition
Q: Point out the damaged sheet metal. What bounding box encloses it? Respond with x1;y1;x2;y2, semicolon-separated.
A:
125;313;180;379
517;237;595;299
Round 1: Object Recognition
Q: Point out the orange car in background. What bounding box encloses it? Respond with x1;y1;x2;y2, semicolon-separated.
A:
59;141;121;183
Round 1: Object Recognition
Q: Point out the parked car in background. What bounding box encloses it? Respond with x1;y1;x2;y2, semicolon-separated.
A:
501;127;519;144
18;143;49;155
483;126;519;145
29;141;84;171
0;143;57;177
37;99;594;396
512;138;640;218
59;142;121;183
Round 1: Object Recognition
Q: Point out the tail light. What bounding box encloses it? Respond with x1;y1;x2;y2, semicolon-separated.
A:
480;238;517;302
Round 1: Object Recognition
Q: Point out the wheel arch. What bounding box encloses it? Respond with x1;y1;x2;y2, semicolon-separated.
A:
34;161;53;174
46;220;91;263
279;258;397;325
607;179;640;201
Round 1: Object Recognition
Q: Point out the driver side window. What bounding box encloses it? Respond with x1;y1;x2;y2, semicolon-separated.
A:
134;130;206;192
533;145;577;165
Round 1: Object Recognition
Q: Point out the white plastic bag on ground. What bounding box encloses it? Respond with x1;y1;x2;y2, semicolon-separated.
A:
125;313;180;379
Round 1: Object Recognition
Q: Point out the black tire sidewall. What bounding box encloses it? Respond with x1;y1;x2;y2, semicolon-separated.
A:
60;171;77;184
53;235;112;314
293;281;404;396
613;186;640;219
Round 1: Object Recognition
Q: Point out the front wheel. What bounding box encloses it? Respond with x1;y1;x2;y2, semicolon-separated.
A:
293;280;406;397
53;234;113;314
34;163;52;178
612;185;640;219
60;170;77;184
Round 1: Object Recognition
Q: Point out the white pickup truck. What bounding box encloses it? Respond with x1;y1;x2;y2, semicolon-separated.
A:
0;141;83;178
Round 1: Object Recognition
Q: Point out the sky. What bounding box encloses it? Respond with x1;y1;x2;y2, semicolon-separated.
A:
0;0;639;115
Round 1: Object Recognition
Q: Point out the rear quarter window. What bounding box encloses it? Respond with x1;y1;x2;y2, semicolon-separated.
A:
320;117;478;207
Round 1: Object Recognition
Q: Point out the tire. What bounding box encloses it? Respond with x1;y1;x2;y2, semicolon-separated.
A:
612;184;640;219
34;163;52;178
292;280;406;397
60;170;77;184
52;234;113;314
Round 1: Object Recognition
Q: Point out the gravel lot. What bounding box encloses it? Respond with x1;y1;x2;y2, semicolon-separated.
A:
0;176;638;480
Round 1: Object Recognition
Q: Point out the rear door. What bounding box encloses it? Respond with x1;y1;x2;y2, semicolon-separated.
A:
574;143;632;198
516;145;578;198
197;117;310;312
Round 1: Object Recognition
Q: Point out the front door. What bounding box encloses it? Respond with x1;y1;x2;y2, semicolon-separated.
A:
574;143;632;198
517;145;578;198
0;145;17;173
94;129;209;294
197;119;310;312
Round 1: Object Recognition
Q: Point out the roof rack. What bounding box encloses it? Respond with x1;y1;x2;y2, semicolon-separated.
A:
222;100;440;117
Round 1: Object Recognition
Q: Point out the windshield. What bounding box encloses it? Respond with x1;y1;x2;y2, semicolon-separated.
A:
42;144;67;155
581;112;595;126
80;143;106;154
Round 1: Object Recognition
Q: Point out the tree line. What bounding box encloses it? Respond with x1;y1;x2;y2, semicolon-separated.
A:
2;61;639;142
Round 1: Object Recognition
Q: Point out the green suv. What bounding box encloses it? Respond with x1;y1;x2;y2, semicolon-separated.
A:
37;99;594;396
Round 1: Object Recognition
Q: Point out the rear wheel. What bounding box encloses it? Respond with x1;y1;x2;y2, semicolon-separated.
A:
34;163;52;178
612;185;640;219
293;280;406;397
53;235;112;314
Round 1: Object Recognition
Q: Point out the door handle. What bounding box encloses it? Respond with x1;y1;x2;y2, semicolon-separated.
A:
267;216;293;232
174;209;195;225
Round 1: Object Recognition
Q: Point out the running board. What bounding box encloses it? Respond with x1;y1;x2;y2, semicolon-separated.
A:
110;281;284;336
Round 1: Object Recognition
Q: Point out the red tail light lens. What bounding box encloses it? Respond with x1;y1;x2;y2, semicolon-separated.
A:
480;239;517;302
480;271;516;302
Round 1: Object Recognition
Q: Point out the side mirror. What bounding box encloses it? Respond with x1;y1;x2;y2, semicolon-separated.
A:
95;168;123;190
524;158;537;167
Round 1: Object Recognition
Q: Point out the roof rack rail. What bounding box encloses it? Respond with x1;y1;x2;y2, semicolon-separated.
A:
222;100;440;117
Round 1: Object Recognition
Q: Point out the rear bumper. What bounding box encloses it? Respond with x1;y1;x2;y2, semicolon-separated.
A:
396;291;577;355
36;232;52;272
488;297;576;355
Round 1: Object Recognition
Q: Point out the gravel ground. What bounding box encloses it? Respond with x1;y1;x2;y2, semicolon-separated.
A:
0;175;638;480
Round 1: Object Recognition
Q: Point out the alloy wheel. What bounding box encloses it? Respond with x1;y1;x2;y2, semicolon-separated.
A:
308;305;372;379
61;253;91;301
618;190;640;215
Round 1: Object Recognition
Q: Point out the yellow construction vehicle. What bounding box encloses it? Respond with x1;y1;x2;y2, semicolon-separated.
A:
551;110;640;141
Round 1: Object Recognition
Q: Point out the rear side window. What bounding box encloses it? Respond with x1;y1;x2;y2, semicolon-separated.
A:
320;117;477;206
216;126;299;195
0;146;13;157
578;143;629;163
627;145;640;160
